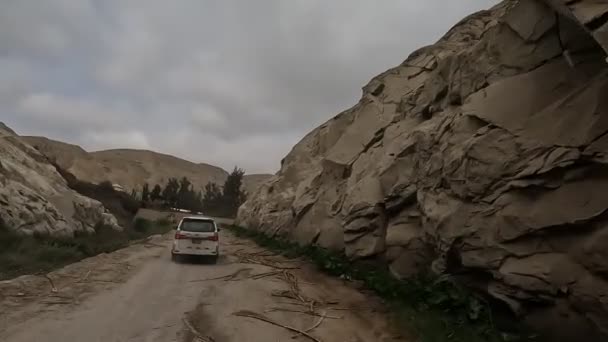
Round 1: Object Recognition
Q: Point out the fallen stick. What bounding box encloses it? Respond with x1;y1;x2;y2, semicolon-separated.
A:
41;300;72;305
224;268;254;281
77;270;92;283
271;290;299;301
276;300;311;307
48;294;75;300
324;306;360;311
249;271;282;280
182;317;215;342
305;310;326;332
189;268;253;282
189;275;233;282
43;274;58;293
265;307;342;319
237;256;300;270
262;262;301;270
233;310;322;342
290;310;327;339
86;279;122;283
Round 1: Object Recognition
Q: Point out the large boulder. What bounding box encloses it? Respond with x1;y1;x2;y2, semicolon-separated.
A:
0;123;121;237
237;1;608;339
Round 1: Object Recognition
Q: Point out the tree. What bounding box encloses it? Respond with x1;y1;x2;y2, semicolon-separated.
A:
177;177;197;211
195;191;203;212
202;182;223;215
222;166;247;218
161;178;180;207
141;183;150;202
150;184;162;201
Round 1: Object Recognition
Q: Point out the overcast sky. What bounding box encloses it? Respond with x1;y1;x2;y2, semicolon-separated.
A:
1;0;496;174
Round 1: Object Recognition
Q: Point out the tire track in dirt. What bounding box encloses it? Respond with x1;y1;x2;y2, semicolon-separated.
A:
0;231;408;342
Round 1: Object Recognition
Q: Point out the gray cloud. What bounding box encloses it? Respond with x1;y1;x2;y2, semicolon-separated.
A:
1;0;497;173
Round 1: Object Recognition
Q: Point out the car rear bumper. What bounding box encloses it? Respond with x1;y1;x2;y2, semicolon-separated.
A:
172;249;218;256
172;242;219;256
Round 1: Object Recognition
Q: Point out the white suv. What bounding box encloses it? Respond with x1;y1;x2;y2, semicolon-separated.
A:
171;216;220;263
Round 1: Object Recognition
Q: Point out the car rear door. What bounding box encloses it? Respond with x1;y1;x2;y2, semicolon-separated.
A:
176;219;218;251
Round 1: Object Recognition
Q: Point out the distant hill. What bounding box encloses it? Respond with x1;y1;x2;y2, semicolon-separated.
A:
22;136;271;195
0;122;16;136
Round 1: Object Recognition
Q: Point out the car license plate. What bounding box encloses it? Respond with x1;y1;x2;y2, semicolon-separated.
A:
191;238;202;244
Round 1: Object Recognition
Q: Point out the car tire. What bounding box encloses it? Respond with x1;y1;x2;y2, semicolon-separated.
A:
210;255;219;264
171;253;179;263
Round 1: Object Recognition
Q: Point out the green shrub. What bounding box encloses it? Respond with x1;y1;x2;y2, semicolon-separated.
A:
133;217;152;233
36;243;83;264
0;220;16;249
119;194;141;215
0;218;172;280
129;217;173;239
155;217;172;228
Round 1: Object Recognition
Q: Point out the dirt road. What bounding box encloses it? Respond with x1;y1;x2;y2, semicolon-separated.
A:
0;231;407;342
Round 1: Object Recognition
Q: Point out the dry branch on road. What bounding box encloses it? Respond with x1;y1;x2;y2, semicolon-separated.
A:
41;274;58;293
182;317;216;342
189;268;253;282
77;270;92;283
297;310;327;337
234;251;302;270
228;249;334;336
233;310;322;342
264;307;342;320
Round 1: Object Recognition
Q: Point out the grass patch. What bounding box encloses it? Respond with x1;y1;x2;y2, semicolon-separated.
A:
227;225;538;342
0;218;172;280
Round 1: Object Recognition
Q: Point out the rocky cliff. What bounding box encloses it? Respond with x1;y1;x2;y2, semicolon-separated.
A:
237;0;608;339
0;123;121;237
22;136;271;195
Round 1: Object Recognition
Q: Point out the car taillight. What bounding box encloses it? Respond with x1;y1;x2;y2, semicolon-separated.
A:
208;233;219;241
175;231;187;239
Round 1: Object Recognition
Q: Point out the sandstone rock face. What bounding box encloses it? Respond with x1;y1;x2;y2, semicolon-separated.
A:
543;0;608;56
0;124;121;237
237;1;608;339
22;136;271;195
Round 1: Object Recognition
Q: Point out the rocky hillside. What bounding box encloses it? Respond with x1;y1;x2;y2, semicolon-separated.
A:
22;136;271;195
0;123;121;237
237;1;608;340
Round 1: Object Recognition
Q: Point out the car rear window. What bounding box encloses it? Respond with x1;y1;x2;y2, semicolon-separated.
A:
179;219;216;232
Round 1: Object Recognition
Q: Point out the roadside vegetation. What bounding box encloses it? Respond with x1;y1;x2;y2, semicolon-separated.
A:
0;218;172;280
1;161;175;280
227;225;539;342
0;161;248;280
136;166;247;218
